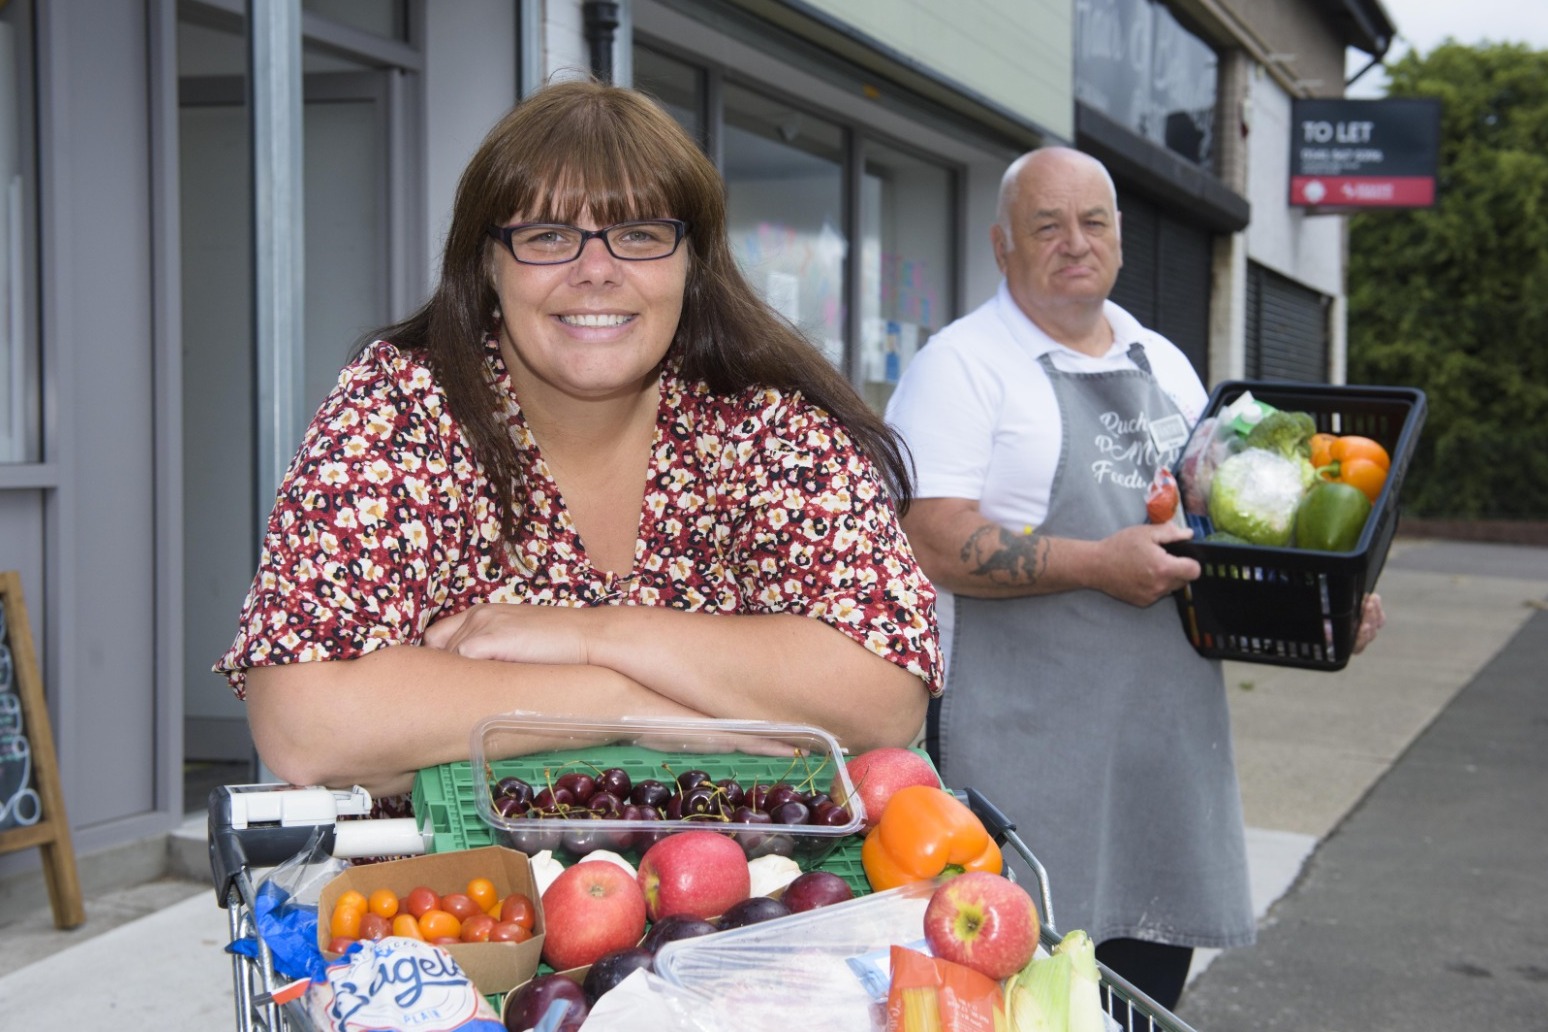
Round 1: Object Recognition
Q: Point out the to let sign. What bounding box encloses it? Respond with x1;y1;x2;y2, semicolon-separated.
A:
1289;97;1441;209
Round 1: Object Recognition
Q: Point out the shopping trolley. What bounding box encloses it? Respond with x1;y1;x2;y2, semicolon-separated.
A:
208;782;1199;1032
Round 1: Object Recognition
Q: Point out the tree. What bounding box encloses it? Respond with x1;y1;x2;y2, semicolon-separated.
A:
1347;42;1548;518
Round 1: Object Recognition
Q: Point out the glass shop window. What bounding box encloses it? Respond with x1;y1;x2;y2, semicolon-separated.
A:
0;1;38;464
858;141;953;413
722;83;847;369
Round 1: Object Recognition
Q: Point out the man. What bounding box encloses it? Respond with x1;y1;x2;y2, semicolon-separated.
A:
885;146;1249;1007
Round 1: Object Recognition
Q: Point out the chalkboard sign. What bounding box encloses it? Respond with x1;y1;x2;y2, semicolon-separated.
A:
0;570;84;928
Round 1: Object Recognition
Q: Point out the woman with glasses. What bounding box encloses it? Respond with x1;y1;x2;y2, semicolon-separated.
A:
217;80;940;810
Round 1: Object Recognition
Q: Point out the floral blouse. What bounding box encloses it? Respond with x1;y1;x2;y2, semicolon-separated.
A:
217;338;942;703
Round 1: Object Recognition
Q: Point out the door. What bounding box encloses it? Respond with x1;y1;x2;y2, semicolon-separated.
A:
179;49;393;769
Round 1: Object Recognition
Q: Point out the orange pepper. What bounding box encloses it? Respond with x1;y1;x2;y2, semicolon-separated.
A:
861;785;1003;892
1309;433;1338;468
1315;435;1392;503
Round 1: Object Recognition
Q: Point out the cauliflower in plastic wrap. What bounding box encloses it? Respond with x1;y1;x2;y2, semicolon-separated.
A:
1207;448;1305;546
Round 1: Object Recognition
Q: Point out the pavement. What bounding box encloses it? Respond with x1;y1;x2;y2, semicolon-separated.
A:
0;536;1545;1029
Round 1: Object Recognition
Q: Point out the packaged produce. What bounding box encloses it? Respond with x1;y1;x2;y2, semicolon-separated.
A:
885;945;1005;1032
1206;447;1306;546
1176;415;1241;516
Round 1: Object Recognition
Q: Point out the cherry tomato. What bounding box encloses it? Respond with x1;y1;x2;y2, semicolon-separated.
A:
460;913;496;943
499;892;536;931
358;912;392;941
335;889;368;914
391;914;425;940
327;935;356;954
439;892;481;922
489;921;533;944
404;885;440;919
418;909;462;941
329;902;364;940
367;888;400;920
466;877;499;913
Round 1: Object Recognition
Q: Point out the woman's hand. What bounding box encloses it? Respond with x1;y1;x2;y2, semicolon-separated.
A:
423;603;593;665
1353;593;1386;654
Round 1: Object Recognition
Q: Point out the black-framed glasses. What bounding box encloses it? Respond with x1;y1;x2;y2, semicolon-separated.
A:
486;219;690;265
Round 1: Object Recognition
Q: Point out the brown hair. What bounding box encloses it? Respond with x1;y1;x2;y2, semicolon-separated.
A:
370;79;914;546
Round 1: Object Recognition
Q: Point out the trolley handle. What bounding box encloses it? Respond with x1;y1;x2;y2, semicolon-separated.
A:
207;783;429;908
957;785;1058;936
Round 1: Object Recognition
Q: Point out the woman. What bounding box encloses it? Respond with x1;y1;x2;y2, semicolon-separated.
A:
217;81;940;809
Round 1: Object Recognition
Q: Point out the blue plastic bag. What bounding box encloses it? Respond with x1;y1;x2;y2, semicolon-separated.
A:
226;826;345;984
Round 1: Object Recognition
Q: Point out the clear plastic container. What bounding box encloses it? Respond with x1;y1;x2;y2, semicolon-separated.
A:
469;714;866;868
651;881;936;1032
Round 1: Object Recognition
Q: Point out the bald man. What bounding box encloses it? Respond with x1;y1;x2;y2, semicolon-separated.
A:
886;147;1249;1007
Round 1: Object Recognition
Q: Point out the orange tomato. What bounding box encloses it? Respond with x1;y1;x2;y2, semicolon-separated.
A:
367;888;400;920
404;885;440;919
335;889;369;914
391;914;425;940
466;877;498;913
329;902;364;940
418;908;462;941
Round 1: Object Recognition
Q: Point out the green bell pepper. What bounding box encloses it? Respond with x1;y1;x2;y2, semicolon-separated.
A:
1295;481;1372;552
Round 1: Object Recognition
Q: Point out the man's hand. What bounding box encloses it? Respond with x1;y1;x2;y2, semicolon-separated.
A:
1089;521;1201;607
1352;593;1386;654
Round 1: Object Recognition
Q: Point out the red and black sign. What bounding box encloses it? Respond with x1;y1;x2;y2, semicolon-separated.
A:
1289;98;1441;210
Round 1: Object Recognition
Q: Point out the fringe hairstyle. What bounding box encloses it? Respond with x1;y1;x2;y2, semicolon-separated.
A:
366;79;914;547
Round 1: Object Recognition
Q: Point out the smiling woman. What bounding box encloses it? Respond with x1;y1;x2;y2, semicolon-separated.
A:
214;80;941;815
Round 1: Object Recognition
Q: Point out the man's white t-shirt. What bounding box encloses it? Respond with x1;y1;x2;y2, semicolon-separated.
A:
885;282;1209;668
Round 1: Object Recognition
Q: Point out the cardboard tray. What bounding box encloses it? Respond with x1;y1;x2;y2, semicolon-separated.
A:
1166;380;1427;670
316;845;544;995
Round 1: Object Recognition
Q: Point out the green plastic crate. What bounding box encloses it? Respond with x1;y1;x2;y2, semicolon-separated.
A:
413;744;870;893
411;743;940;899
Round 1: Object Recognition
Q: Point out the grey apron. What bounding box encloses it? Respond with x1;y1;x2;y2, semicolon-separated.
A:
931;345;1254;948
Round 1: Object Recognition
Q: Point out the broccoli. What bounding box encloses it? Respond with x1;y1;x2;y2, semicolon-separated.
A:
1243;409;1316;460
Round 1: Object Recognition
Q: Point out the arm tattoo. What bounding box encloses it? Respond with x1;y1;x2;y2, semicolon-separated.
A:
961;524;1049;587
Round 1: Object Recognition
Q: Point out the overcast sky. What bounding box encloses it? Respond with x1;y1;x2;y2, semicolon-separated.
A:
1347;0;1548;95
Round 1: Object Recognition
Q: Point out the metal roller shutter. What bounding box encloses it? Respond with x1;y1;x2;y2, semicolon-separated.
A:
1111;190;1211;380
1246;262;1329;382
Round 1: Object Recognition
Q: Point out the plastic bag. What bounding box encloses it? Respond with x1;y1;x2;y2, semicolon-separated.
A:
1177;416;1242;517
226;825;348;984
300;937;503;1031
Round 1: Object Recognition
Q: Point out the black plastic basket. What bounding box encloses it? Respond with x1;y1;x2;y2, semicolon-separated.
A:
1165;380;1426;671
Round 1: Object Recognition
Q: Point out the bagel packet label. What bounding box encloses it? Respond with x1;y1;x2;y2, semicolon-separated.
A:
303;937;503;1031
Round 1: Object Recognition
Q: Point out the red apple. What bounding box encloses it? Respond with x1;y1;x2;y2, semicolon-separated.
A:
922;871;1040;981
636;830;751;922
833;746;941;830
540;857;648;970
